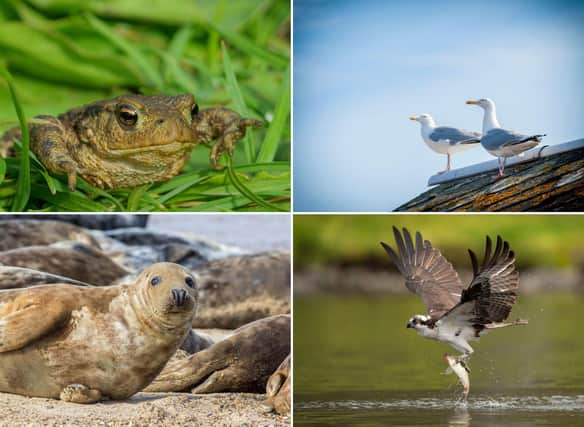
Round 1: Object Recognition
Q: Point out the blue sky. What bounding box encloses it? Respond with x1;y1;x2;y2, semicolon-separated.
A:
293;0;584;211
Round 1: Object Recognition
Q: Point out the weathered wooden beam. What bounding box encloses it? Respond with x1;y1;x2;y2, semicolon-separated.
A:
396;141;584;212
428;139;584;186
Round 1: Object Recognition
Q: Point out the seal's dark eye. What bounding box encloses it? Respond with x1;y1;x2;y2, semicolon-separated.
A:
185;276;195;288
150;276;162;286
191;104;199;119
116;104;138;126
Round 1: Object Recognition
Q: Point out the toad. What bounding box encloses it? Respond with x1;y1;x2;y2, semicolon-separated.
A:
0;94;262;190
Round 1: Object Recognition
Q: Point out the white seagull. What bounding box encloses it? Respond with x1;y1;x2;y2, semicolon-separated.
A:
381;227;527;364
410;114;481;174
466;98;546;177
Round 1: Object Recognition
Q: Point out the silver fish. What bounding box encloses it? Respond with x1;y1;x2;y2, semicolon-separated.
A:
445;354;470;401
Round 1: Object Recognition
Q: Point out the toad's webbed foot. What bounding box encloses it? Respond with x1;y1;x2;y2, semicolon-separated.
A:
60;384;102;403
192;107;263;169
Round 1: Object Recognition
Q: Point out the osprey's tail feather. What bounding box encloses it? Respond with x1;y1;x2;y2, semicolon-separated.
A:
484;318;528;329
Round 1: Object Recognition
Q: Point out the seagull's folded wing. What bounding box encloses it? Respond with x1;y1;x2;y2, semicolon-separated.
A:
429;127;481;145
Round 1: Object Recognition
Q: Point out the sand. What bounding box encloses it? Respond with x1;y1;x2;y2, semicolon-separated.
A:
0;391;289;427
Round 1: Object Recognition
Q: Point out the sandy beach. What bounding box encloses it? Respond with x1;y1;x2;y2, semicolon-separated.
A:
0;391;288;426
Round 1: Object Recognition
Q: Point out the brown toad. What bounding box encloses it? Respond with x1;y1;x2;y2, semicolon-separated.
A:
0;94;262;190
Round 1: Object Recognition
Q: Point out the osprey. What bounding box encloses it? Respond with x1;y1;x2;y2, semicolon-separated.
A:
381;227;527;364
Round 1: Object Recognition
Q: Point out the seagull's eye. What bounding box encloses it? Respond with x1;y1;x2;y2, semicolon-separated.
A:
116;104;138;127
185;276;195;288
150;276;162;286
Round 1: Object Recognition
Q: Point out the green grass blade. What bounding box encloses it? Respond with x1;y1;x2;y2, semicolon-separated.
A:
221;41;256;163
257;64;290;163
127;184;151;211
226;157;286;211
0;65;31;211
0;156;5;185
155;176;208;204
169;26;194;57
233;161;290;174
85;13;163;91
30;184;110;212
75;180;125;211
210;23;288;68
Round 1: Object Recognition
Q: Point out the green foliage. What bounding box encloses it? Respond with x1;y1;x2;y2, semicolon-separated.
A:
0;0;290;212
294;215;584;269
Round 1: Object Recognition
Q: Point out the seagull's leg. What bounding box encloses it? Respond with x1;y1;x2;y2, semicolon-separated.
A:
500;157;507;176
437;154;451;175
496;157;504;178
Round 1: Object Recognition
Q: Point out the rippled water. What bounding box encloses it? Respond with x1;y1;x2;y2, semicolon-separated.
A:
294;293;584;426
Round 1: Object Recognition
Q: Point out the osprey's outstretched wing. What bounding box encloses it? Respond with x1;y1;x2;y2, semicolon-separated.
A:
441;235;519;325
381;227;463;320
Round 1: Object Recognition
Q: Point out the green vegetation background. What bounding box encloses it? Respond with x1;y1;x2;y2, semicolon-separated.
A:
0;0;290;212
294;215;584;270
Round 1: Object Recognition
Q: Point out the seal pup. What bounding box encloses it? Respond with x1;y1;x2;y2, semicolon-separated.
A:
0;220;100;251
264;354;291;415
95;228;244;272
0;214;148;230
0;262;198;403
179;329;216;354
193;252;291;328
0;266;90;290
145;314;290;393
0;244;129;286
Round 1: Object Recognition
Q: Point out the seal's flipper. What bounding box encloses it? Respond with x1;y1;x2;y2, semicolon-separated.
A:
0;302;67;353
190;367;240;393
60;384;102;403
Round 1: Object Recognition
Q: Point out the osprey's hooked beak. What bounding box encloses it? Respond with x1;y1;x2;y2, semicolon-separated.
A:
406;320;414;329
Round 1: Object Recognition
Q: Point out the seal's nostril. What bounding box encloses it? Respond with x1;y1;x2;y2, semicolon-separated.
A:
172;288;188;306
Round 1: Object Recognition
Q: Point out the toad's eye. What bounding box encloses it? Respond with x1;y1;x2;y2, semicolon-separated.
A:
116;104;138;126
185;276;195;288
191;104;199;119
151;276;162;286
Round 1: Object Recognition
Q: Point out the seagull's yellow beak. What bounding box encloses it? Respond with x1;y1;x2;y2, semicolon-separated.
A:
466;100;479;105
409;116;418;121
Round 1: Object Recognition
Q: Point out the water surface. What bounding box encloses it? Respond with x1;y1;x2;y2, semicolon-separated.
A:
295;294;584;426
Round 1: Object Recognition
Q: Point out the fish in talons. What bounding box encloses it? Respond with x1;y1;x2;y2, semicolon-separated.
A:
445;353;470;401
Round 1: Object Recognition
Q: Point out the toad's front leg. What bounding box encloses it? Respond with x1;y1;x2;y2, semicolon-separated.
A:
29;116;95;191
192;107;263;169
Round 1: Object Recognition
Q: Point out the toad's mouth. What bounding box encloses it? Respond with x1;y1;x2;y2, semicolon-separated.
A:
104;140;196;155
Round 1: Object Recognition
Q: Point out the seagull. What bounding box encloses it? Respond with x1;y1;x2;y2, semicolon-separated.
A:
409;114;481;174
466;98;546;177
380;227;527;365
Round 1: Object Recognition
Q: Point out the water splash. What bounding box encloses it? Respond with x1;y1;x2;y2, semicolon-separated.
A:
297;394;584;412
